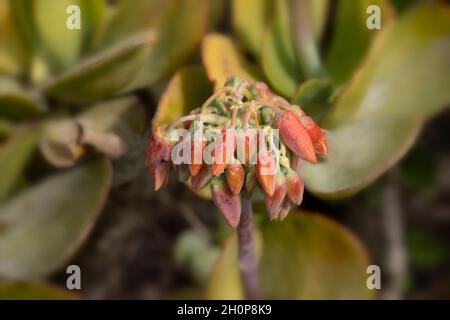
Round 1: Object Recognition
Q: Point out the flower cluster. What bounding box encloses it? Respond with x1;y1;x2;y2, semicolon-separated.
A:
147;77;327;228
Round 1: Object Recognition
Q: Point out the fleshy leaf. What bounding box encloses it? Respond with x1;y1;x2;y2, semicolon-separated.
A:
0;77;45;121
232;0;272;58
326;3;450;126
303;3;450;196
261;0;300;97
125;0;209;90
44;33;153;103
325;0;392;85
0;156;111;279
291;78;333;121
0;282;78;300
153;66;213;127
205;212;372;299
302;115;422;197
0;0;29;75
0;126;40;202
202;33;260;91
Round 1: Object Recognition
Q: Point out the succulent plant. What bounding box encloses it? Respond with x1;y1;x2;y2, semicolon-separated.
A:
0;0;208;281
0;0;449;300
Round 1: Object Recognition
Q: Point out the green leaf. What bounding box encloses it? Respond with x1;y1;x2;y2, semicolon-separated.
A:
325;0;392;85
33;0;84;71
261;0;300;97
326;3;450;126
0;126;40;202
202;33;260;91
0;156;111;279
304;3;450;196
303;115;422;197
124;0;209;90
0;0;29;75
290;0;326;78
0;282;78;299
205;212;372;299
232;0;272;58
291;78;333;121
44;33;153;103
0;77;45;121
154;66;212;127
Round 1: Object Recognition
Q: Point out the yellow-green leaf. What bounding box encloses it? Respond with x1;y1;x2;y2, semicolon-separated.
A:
205;212;372;299
0;282;78;300
261;0;300;97
154;66;212;127
232;0;272;58
0;156;111;279
125;0;209;90
44;33;153;103
325;0;392;85
202;33;260;91
0;126;40;202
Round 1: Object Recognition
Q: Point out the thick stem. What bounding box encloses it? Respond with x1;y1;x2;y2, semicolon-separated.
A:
237;198;261;299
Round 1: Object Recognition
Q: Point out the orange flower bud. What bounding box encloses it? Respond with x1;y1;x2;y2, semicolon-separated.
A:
190;140;206;176
226;162;245;195
211;176;241;228
256;153;277;196
276;110;317;163
299;115;328;156
264;172;287;220
212;130;237;176
285;168;304;205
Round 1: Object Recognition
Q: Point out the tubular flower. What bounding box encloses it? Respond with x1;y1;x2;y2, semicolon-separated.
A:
146;76;327;226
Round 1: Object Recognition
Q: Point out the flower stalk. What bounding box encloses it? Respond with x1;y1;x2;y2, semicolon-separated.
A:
237;198;261;300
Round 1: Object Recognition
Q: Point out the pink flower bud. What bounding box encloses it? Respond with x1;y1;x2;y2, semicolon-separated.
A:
191;165;213;192
226;162;245;195
211;176;241;228
299;115;328;156
264;172;287;220
285;168;304;205
146;130;172;191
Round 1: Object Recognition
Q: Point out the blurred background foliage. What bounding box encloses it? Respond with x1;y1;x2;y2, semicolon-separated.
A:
0;0;449;299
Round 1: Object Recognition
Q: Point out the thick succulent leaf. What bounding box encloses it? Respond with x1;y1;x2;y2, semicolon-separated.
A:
0;77;45;121
232;0;272;58
0;282;77;299
205;212;372;299
79;0;106;55
0;156;111;279
261;0;300;97
325;0;392;85
0;126;40;202
202;33;261;91
99;0;168;45
326;3;450;126
153;66;212;127
125;0;209;90
290;0;326;78
303;3;450;196
291;78;333;121
302;115;422;197
44;33;153;103
32;0;84;71
0;0;28;75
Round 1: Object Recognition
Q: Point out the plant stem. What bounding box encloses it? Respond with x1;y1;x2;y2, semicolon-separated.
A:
237;198;261;299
